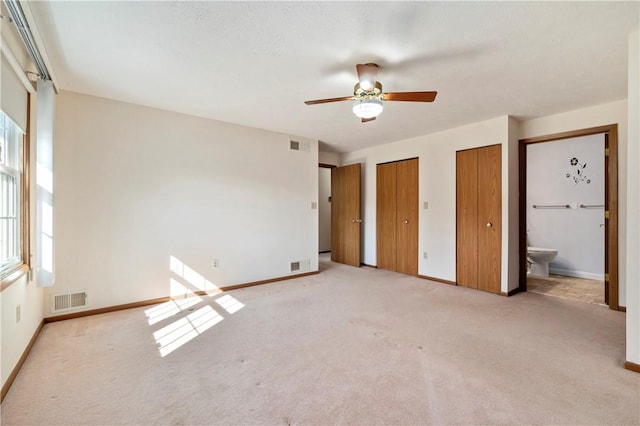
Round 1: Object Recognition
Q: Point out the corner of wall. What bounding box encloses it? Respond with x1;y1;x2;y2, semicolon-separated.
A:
626;29;640;365
502;116;521;292
1;274;44;392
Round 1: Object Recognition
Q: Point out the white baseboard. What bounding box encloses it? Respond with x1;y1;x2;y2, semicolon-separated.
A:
549;267;604;281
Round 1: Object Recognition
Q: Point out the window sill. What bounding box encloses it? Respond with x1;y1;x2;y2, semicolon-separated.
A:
1;264;30;291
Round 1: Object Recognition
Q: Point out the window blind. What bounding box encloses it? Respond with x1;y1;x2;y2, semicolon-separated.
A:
1;55;28;131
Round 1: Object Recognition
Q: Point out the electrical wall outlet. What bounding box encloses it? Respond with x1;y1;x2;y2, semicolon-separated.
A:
212;259;219;268
311;202;317;209
423;201;429;209
16;305;21;323
423;252;428;259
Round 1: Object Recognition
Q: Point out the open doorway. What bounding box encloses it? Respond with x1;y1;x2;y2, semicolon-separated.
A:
519;125;620;310
318;164;334;254
319;162;362;267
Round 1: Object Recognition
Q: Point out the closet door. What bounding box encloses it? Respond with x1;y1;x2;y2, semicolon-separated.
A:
376;158;418;275
456;145;501;293
396;158;419;275
477;145;501;293
377;162;397;271
456;149;479;289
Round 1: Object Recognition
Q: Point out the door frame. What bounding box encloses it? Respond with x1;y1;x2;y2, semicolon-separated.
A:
518;124;620;311
319;163;336;169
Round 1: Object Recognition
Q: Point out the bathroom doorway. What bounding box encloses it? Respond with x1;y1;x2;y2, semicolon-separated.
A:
519;125;620;311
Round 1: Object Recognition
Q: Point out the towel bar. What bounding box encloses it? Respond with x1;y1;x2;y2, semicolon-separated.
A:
532;204;571;209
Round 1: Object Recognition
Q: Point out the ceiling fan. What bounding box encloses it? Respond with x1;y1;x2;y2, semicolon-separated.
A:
304;63;437;123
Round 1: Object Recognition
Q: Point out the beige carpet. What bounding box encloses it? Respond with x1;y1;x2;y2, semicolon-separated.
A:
2;254;638;425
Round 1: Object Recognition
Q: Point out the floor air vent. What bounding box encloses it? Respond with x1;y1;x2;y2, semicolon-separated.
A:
51;291;88;313
290;261;300;272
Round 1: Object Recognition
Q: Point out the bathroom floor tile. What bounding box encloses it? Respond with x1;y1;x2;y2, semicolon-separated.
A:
527;274;606;306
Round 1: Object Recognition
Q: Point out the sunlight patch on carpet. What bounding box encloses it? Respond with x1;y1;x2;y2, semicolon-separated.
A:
145;297;203;326
153;305;224;357
145;255;248;356
215;294;245;314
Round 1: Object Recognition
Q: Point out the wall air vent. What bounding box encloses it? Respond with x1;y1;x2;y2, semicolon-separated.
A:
289;140;310;152
51;291;88;313
290;259;311;273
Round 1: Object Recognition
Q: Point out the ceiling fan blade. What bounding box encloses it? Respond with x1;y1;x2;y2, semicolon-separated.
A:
361;117;376;123
382;91;438;102
304;96;354;105
356;63;379;90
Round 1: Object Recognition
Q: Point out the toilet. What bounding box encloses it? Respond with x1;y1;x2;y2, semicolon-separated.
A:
527;247;558;277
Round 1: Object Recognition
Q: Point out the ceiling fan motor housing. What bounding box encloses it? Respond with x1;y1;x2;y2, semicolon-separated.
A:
354;81;383;98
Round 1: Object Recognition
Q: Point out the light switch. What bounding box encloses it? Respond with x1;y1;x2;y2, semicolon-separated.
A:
423;201;428;209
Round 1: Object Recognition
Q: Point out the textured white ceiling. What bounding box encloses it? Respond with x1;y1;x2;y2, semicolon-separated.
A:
27;1;639;153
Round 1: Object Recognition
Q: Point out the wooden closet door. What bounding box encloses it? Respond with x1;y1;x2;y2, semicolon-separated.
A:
376;162;397;270
331;163;361;267
477;145;501;293
456;149;479;289
396;158;418;275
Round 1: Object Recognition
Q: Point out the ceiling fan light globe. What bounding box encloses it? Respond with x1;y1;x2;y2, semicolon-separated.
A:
353;99;383;119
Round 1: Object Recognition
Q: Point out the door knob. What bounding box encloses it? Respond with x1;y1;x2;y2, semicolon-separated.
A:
352;219;356;223
357;219;362;223
404;220;409;224
486;222;492;228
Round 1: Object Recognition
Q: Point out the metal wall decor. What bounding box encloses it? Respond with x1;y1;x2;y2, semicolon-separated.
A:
565;157;591;185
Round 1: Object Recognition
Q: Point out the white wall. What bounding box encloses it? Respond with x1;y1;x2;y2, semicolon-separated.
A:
520;99;628;306
626;30;639;366
527;134;605;279
318;167;331;252
341;116;511;290
0;275;43;387
0;113;43;387
319;150;340;166
48;91;318;316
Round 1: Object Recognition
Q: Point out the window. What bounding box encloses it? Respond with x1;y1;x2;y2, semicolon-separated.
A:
0;111;27;278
